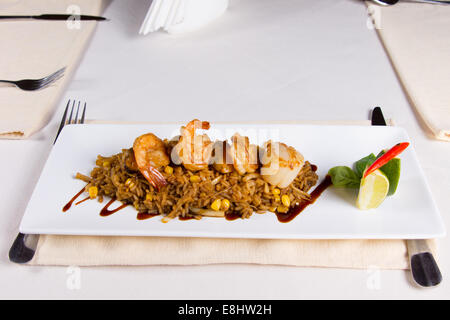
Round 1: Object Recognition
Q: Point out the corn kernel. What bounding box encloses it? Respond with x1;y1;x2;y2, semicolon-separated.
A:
281;195;291;207
145;193;153;201
164;166;173;175
269;206;277;212
102;161;110;168
272;188;281;195
211;199;222;211
221;199;231;211
277;205;289;213
190;175;201;183
125;178;135;189
88;186;98;199
274;195;280;202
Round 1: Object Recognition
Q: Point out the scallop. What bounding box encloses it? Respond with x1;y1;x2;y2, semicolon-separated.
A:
260;141;304;188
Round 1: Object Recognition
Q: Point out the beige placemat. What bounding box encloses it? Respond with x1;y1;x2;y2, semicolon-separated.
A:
368;2;450;141
31;235;415;269
0;0;104;139
28;119;436;269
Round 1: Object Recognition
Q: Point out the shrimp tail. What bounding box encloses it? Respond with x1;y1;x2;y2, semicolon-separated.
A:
200;121;210;130
186;119;210;132
142;165;168;191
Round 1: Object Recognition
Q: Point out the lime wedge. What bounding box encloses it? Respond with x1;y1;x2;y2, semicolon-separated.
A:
376;150;401;196
356;169;389;210
380;158;401;196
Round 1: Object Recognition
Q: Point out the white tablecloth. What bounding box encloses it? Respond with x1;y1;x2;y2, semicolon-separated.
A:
1;0;449;299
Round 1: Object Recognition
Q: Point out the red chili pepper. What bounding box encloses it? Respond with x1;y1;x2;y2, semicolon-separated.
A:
363;142;410;178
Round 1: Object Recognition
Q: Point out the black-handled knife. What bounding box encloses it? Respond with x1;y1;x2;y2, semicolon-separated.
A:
0;14;108;21
371;106;442;287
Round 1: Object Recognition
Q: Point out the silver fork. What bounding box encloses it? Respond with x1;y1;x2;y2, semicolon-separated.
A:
9;99;86;264
0;67;66;91
53;99;87;143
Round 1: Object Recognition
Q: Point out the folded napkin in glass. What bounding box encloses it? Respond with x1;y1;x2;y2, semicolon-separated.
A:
139;0;229;35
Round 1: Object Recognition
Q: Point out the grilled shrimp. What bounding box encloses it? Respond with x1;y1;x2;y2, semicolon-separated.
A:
173;119;213;171
133;133;170;190
230;133;259;175
260;141;304;188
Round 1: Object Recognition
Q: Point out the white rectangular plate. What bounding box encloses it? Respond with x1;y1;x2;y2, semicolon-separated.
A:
19;123;445;239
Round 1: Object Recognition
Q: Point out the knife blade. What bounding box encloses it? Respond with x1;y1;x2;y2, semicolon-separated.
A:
0;14;108;21
370;106;442;287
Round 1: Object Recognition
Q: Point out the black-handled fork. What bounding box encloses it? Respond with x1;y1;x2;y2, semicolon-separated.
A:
0;67;66;91
9;100;86;264
371;106;442;287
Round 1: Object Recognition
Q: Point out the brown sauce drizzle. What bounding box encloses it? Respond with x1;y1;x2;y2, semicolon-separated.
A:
178;216;196;221
63;186;86;212
75;196;90;206
225;211;241;221
63;187;127;217
137;212;159;220
99;198;128;217
275;175;332;223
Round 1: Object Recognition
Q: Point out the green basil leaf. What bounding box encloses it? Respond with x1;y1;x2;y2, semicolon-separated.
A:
376;150;384;158
353;153;376;178
328;166;361;188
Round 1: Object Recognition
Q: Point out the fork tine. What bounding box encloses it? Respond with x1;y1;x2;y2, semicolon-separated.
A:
54;100;86;144
33;77;61;91
80;102;86;124
53;100;70;144
20;68;65;91
37;69;65;89
72;100;78;124
67;100;75;124
74;101;80;124
27;67;66;91
42;70;65;84
42;67;66;82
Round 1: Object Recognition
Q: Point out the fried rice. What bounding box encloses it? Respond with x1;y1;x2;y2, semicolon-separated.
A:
76;142;318;220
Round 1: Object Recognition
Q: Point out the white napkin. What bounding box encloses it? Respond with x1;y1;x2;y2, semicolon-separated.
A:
368;2;450;141
0;0;104;139
139;0;229;35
